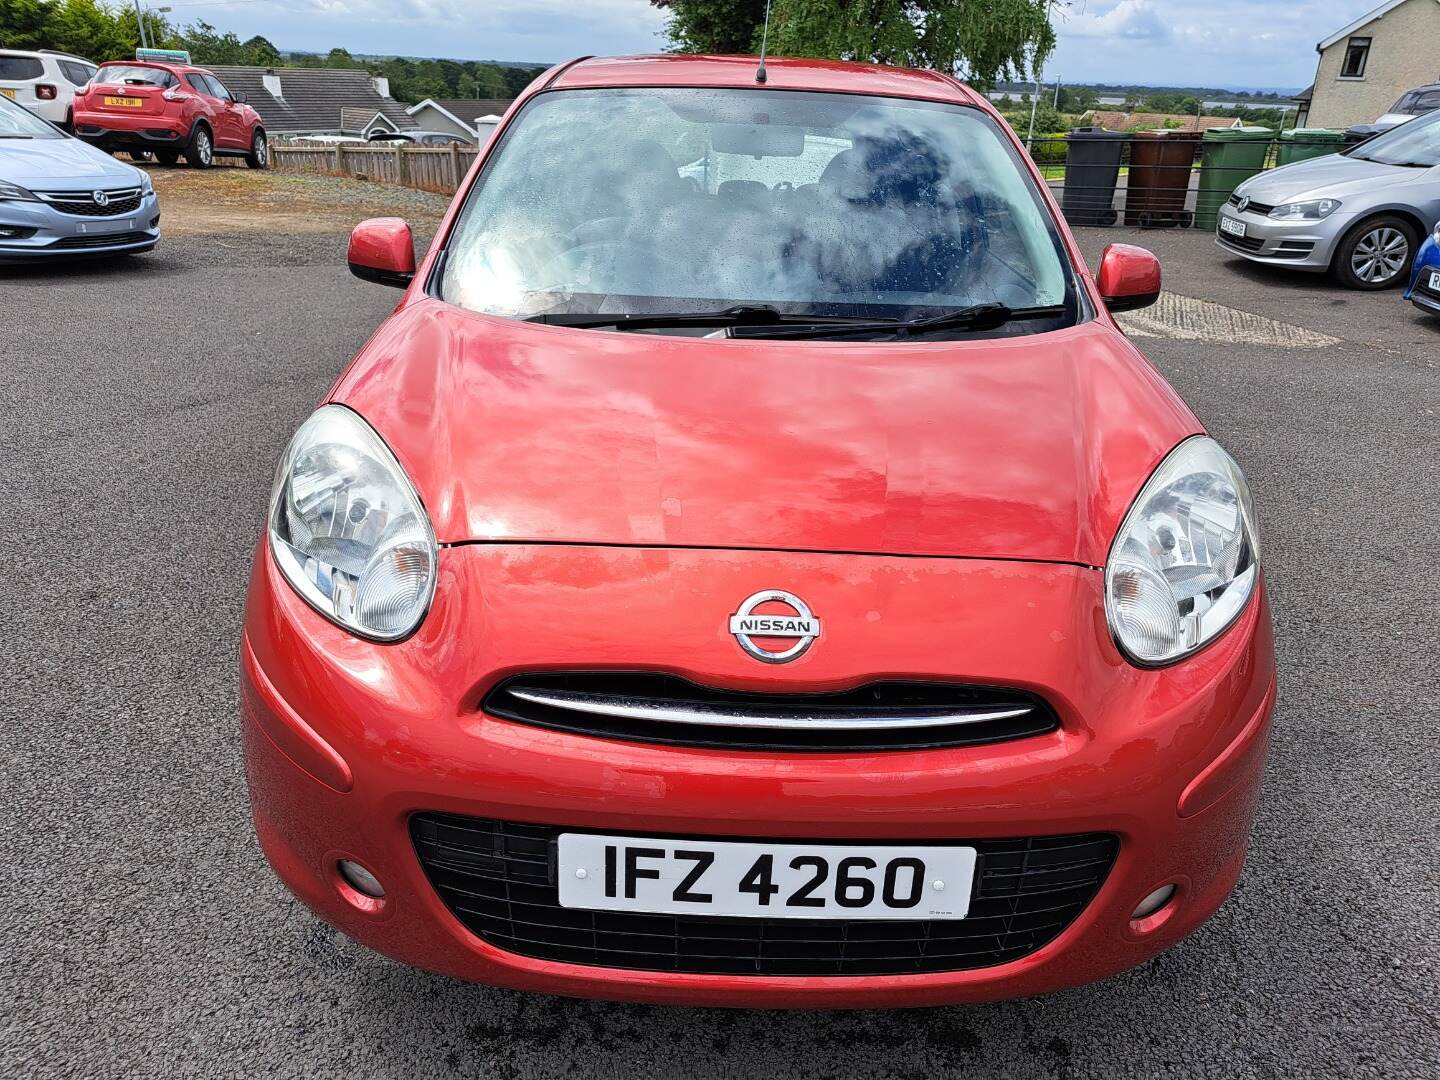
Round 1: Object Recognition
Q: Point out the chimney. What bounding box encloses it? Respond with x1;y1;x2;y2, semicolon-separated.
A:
372;75;390;99
262;69;283;99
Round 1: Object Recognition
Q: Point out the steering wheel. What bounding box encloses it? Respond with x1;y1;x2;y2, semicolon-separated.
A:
563;217;630;247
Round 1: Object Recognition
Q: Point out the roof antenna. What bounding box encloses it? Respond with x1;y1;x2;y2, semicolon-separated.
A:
755;0;773;83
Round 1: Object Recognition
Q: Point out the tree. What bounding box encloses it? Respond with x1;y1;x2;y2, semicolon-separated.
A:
0;0;55;51
174;20;247;65
651;0;769;54
650;0;1060;89
243;35;282;66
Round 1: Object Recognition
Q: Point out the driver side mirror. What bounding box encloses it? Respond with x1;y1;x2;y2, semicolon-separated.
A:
1097;243;1162;313
348;218;415;289
233;92;247;104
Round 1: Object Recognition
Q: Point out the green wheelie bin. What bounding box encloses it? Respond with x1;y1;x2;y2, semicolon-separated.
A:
1194;126;1275;231
1275;127;1345;166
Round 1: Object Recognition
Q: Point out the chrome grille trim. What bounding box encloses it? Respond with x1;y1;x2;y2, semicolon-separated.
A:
483;673;1060;752
33;187;144;202
506;687;1033;732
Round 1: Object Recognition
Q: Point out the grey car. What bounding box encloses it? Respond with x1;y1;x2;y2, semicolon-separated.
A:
0;90;160;263
1216;109;1440;289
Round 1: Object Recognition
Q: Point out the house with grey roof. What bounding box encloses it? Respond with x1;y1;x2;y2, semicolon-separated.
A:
205;65;416;138
1305;0;1440;128
404;98;514;143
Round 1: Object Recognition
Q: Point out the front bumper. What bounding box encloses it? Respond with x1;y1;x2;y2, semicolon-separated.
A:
242;541;1276;1008
1215;206;1351;272
0;190;160;260
1404;242;1440;315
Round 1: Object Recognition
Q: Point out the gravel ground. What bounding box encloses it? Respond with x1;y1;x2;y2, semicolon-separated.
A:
1;195;1436;1079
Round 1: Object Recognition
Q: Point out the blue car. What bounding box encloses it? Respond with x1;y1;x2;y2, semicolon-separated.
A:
1404;219;1440;316
0;91;159;263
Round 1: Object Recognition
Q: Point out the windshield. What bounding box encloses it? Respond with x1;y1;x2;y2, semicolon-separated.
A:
96;64;175;88
0;94;62;139
1349;109;1440;166
439;87;1073;327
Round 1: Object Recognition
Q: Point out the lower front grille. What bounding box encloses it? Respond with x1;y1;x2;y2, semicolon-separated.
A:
47;231;151;250
1218;232;1266;253
483;672;1058;752
412;814;1118;977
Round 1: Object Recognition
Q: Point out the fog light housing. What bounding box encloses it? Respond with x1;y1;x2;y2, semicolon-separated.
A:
1131;884;1176;920
337;859;384;898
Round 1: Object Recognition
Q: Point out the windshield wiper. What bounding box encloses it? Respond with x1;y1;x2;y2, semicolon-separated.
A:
0;134;35;139
526;304;891;331
725;302;1067;340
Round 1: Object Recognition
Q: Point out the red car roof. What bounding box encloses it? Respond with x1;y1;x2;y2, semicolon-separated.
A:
548;54;983;107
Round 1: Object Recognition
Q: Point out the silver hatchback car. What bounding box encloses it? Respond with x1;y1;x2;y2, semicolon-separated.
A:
0;91;160;262
1216;110;1440;289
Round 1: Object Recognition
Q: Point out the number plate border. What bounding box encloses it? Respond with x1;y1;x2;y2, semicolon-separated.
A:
556;833;978;921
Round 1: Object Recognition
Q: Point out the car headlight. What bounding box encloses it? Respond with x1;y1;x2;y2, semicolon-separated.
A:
1432;219;1440;246
1105;437;1260;665
268;405;436;641
0;180;38;202
138;171;153;195
1268;199;1340;221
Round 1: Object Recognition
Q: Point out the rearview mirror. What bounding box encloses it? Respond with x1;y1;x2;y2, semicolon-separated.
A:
348;218;415;289
712;123;805;157
1096;243;1161;313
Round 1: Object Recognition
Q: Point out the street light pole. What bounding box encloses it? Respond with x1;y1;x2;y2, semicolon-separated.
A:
148;6;171;47
133;0;149;48
1027;74;1041;150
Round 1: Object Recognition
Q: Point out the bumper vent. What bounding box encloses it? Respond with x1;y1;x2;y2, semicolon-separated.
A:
1218;232;1266;253
47;231;152;250
412;815;1119;977
482;672;1058;752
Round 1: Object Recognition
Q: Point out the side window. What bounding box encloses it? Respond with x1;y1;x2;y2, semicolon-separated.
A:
204;76;232;102
1340;36;1370;79
58;60;94;86
186;73;210;95
1414;91;1440;113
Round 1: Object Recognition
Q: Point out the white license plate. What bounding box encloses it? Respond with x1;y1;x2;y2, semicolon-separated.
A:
1219;216;1247;238
558;833;977;920
1428;270;1440;292
76;218;134;234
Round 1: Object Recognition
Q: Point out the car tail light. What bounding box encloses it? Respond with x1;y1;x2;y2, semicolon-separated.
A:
162;88;190;103
36;84;58;100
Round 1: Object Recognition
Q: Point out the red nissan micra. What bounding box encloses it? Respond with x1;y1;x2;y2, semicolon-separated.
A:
241;55;1276;1008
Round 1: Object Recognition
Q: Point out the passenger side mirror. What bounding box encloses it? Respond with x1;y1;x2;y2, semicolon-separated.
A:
1096;243;1162;313
233;92;247;103
348;218;415;289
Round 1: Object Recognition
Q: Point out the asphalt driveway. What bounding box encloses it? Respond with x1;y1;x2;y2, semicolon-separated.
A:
1;175;1436;1079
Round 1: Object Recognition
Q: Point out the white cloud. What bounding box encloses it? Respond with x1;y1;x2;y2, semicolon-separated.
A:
1050;0;1340;87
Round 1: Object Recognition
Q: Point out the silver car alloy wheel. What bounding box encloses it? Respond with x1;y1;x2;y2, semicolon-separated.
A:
1351;227;1409;284
198;130;212;165
255;133;267;165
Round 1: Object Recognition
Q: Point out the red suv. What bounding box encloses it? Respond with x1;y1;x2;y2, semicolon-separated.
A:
72;60;266;169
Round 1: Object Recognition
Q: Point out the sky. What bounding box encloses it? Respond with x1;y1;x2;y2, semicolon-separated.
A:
161;0;1353;91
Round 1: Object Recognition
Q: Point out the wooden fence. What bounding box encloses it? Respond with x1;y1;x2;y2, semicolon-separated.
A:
269;142;480;194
